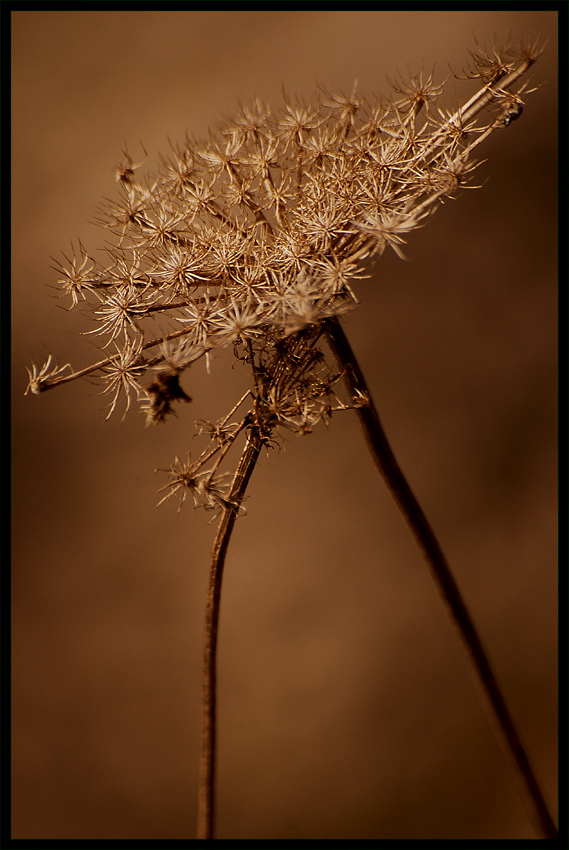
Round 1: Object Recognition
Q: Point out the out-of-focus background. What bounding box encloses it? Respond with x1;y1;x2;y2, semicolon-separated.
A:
12;10;557;840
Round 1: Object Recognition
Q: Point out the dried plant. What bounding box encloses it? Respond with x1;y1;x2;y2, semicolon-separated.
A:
26;38;556;839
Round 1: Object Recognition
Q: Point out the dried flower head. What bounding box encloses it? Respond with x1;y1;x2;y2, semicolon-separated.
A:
27;38;541;501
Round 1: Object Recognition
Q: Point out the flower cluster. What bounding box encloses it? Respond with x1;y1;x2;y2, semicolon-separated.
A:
26;40;539;509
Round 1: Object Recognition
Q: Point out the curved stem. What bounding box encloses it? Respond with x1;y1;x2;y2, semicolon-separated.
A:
324;317;557;840
197;425;264;840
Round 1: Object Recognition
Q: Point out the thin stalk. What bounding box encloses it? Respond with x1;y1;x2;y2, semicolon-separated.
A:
324;316;557;840
197;424;264;840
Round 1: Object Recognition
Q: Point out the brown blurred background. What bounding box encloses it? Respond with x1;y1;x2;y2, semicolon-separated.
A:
12;10;558;840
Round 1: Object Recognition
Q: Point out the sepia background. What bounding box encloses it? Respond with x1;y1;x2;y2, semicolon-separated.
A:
12;10;558;840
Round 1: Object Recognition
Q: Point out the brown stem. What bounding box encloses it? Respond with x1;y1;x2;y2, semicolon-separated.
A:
324;317;557;840
196;423;263;840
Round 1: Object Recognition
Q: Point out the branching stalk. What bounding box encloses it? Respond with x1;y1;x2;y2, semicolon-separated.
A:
324;317;557;841
197;424;264;840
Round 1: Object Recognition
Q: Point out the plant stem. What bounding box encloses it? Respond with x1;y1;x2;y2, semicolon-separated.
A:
324;317;557;840
197;423;263;840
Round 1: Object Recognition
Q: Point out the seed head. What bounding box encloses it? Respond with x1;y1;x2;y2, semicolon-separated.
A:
27;39;540;506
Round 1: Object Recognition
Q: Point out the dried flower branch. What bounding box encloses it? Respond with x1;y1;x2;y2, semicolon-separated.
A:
27;37;555;840
324;317;557;842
